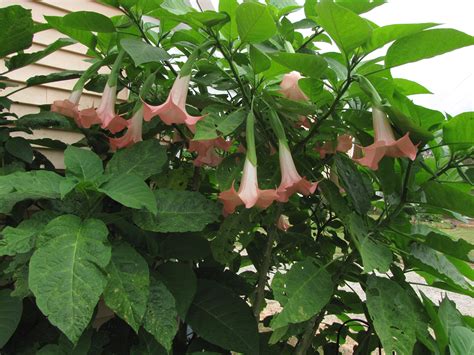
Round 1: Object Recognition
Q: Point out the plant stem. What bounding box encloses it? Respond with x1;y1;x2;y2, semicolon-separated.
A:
294;311;325;355
296;28;324;52
253;225;278;319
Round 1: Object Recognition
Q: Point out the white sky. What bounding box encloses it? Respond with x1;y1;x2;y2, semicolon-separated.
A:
199;0;474;116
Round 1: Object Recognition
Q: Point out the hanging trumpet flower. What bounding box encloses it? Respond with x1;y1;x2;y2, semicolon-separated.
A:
188;138;232;167
219;111;278;215
279;71;312;129
315;134;353;158
355;107;417;170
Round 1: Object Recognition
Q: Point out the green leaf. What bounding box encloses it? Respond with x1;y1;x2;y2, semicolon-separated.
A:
62;11;116;33
106;140;167;180
157;262;197;318
215;154;244;190
26;70;83;87
186;279;259;354
386;29;474;68
45;16;96;49
29;215;111;343
250;45;271;74
346;213;392;273
0;170;63;214
219;0;239;41
271;258;333;328
438;297;465;335
15;111;75;130
217;110;246;136
316;0;372;54
449;327;474;355
0;289;23;348
103;243;149;332
0;5;34;57
194;111;246;141
270;53;327;79
6;38;76;71
443;112;474;152
131;330;167;355
120;38;170;66
422;181;474;218
393;78;432;96
64;146;103;182
334;0;386;14
161;0;194;15
133;189;220;233
0;211;57;256
364;23;438;53
318;179;351;217
143;277;178;351
366;276;427;355
5;137;33;163
99;174;157;214
410;243;471;291
334;155;373;215
236;2;277;43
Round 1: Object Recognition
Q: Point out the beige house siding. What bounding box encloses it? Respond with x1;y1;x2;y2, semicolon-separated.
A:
1;1;123;168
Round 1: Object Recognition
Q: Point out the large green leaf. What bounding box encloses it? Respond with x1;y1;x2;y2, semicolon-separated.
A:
318;179;351;218
450;327;474;355
366;276;427;355
0;5;34;57
0;211;57;256
270;53;327;79
143;277;178;352
45;16;96;49
219;0;239;41
131;330;167;355
0;170;63;214
29;215;111;343
316;0;372;54
271;258;333;328
99;174;157;214
193;111;246;140
443;112;474;153
364;23;438;53
410;243;471;292
15;111;75;130
386;29;474;68
5;137;33;163
236;2;277;43
157;262;197;318
422;181;474;218
346;213;392;273
6;38;76;71
62;11;116;33
186;279;259;354
133;189;220;233
120;38;170;66
0;289;23;348
64;146;104;182
26;70;82;87
103;243;149;333
105;140;168;179
159;234;211;261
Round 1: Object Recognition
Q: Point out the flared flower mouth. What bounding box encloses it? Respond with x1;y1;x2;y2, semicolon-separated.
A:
51;99;79;119
143;75;203;129
189;137;232;167
109;107;143;151
355;107;418;170
316;134;353;158
277;142;317;202
279;71;308;102
218;158;278;215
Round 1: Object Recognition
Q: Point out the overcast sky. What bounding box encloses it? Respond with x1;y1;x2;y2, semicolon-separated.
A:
198;0;474;116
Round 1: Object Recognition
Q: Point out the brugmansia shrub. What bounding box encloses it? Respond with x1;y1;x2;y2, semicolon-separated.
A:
1;1;473;354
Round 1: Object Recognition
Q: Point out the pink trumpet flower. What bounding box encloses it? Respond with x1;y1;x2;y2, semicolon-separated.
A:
279;71;308;102
51;89;81;119
143;75;203;129
316;134;353;158
277;142;318;202
109;106;143;151
188;137;232;167
219;158;279;215
96;84;128;133
355;107;417;170
276;214;293;232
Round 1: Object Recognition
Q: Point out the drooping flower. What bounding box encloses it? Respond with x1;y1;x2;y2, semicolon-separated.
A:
316;134;353;158
143;74;203;130
51;89;81;119
219;158;279;215
109;106;144;151
277;141;318;202
276;214;293;232
279;71;308;102
188;137;232;167
355;107;417;170
93;83;128;133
